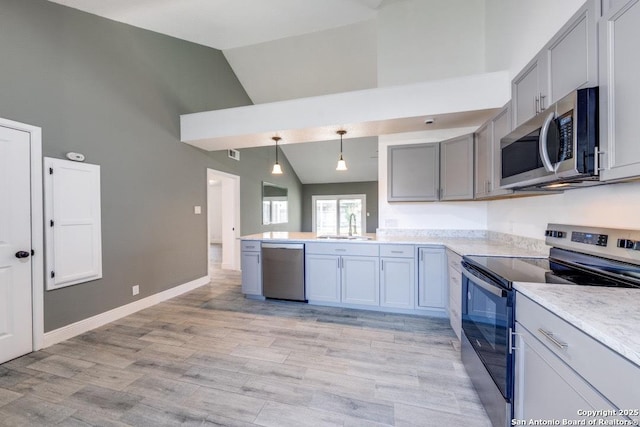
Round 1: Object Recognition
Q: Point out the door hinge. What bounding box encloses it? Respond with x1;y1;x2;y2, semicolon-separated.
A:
50;220;54;227
49;167;53;175
50;271;55;279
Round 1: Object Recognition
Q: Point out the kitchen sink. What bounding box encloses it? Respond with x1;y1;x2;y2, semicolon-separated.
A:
316;235;373;241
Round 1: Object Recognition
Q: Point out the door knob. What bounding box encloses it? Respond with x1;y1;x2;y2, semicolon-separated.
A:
15;251;30;259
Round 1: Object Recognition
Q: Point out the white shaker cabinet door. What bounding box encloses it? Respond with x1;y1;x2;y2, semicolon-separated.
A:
241;251;262;296
305;254;341;303
514;324;619;420
417;247;447;311
599;0;640;181
341;256;379;306
44;157;102;290
380;257;415;309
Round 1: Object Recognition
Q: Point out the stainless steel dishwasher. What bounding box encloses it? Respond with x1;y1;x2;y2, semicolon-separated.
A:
261;243;306;302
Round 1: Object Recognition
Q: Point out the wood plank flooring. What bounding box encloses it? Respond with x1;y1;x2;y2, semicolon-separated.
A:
0;267;491;426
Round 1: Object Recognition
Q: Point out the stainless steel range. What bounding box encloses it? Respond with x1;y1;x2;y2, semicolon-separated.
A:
460;224;640;427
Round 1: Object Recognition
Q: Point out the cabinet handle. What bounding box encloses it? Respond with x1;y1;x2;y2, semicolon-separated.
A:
381;259;384;270
538;328;568;350
594;146;605;173
390;250;403;254
535;96;539;114
335;249;347;252
257;254;260;264
539;93;546;111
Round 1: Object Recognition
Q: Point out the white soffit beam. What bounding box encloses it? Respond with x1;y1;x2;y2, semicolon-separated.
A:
180;71;510;151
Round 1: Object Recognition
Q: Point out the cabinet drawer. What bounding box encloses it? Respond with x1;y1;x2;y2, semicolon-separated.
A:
241;241;261;252
447;252;462;273
380;244;414;258
517;294;640;410
306;242;379;257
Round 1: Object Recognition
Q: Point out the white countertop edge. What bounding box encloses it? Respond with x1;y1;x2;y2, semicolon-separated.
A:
514;282;640;367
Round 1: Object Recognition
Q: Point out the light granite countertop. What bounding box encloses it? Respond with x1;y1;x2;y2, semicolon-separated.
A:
515;282;640;367
241;231;549;258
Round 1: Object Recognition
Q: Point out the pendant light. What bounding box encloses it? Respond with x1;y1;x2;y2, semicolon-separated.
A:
336;130;348;171
271;136;283;175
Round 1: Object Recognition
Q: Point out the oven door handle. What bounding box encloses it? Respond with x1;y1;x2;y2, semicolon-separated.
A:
462;267;506;298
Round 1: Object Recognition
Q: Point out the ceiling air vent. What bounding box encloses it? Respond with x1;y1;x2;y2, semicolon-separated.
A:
228;149;240;161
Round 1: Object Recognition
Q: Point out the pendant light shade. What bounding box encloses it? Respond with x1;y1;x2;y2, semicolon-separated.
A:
271;136;283;175
336;130;348;171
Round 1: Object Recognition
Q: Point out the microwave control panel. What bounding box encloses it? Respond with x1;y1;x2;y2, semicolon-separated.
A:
558;112;574;161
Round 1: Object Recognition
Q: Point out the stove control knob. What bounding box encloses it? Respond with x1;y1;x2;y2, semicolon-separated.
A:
548;231;565;238
617;239;635;249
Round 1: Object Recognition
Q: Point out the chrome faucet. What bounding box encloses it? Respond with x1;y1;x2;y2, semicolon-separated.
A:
348;213;357;236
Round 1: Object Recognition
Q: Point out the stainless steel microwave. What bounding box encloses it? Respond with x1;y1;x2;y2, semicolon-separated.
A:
500;87;599;190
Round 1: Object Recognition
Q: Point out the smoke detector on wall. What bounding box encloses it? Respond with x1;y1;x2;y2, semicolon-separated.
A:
228;149;240;161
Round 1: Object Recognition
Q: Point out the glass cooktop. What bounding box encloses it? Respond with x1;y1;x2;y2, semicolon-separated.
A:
463;248;640;289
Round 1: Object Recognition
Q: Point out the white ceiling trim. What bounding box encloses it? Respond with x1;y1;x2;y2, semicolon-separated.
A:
180;71;511;151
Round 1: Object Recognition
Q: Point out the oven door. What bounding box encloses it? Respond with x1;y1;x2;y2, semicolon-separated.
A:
461;263;514;401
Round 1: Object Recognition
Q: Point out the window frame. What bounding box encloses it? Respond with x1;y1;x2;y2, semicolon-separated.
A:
311;194;367;236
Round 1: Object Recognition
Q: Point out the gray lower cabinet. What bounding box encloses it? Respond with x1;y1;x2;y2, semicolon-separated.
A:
241;241;262;296
599;0;640;182
305;243;380;306
416;247;447;314
341;256;380;306
380;244;415;309
514;324;618;420
305;254;341;302
515;293;640;418
446;249;462;340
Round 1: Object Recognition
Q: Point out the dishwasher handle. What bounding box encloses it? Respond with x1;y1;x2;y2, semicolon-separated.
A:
261;243;304;250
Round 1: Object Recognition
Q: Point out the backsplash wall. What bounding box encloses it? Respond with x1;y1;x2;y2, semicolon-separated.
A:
487;181;640;239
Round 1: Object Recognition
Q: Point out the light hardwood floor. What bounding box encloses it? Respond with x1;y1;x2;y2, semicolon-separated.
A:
0;265;491;426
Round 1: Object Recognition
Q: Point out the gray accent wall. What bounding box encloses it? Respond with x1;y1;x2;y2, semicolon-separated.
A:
302;182;379;233
0;0;301;331
207;146;303;236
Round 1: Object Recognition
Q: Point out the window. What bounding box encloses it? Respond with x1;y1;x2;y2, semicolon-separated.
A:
312;195;366;236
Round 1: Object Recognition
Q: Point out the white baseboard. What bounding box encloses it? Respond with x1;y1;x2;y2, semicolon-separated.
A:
43;275;210;348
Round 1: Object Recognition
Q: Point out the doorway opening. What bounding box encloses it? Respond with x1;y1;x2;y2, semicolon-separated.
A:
207;168;240;272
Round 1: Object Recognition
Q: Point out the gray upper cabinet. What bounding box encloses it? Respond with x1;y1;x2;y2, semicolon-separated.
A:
512;0;599;128
474;122;491;198
512;57;546;128
388;143;439;202
474;103;513;199
599;0;640;181
388;135;474;202
440;134;474;201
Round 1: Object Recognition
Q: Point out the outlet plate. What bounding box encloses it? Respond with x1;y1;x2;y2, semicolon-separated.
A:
132;285;140;296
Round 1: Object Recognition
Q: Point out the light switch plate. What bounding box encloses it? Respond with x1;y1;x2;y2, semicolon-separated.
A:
194;206;202;214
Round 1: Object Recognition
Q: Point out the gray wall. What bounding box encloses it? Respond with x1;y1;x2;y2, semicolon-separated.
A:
0;0;300;331
301;182;379;233
207;147;303;236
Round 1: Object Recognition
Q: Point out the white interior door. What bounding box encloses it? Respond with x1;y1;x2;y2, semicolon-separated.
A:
0;125;33;363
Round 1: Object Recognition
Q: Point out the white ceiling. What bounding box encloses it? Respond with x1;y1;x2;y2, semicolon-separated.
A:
47;0;493;184
47;0;386;49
